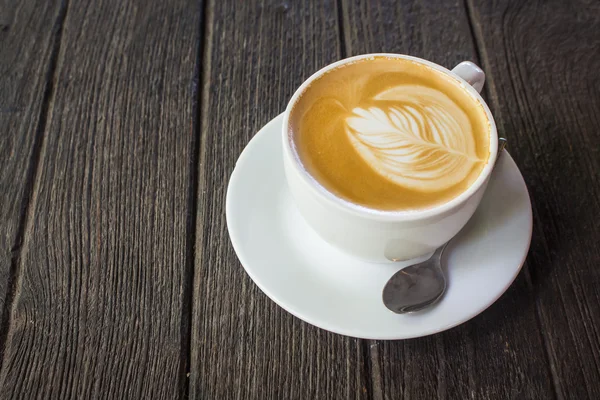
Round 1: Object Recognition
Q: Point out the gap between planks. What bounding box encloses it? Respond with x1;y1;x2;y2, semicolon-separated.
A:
187;0;216;397
179;0;210;397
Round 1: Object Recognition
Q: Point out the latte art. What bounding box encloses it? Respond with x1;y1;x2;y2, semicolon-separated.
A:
345;85;481;192
289;56;491;211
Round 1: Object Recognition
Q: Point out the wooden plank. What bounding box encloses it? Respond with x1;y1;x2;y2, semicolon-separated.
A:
341;0;556;398
341;0;479;63
191;0;369;398
0;0;63;345
0;0;201;398
467;0;600;398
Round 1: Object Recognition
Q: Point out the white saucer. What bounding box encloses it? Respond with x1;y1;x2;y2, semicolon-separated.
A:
226;114;532;340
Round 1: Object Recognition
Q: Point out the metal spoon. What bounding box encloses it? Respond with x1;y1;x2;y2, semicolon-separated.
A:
382;138;508;314
382;243;449;313
498;137;507;154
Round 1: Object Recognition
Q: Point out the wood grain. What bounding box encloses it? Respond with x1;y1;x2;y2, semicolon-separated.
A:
341;0;556;398
0;0;63;345
191;0;369;399
0;0;200;398
468;0;600;398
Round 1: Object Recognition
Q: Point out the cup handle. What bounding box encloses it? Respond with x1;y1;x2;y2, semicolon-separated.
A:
452;61;485;93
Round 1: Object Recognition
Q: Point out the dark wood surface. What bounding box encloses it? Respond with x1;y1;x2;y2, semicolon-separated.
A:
1;0;599;398
0;0;63;347
0;0;199;398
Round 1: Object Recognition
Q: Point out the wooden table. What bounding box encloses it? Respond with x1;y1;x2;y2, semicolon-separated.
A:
1;0;599;398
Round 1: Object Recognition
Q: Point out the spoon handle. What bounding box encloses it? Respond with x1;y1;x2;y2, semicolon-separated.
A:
498;137;507;154
430;241;449;264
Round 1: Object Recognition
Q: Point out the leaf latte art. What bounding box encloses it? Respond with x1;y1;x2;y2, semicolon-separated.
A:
345;85;481;192
290;56;491;211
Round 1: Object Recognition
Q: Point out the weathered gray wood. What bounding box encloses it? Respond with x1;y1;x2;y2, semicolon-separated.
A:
191;1;369;399
468;0;600;399
0;0;201;398
341;0;556;398
0;0;63;345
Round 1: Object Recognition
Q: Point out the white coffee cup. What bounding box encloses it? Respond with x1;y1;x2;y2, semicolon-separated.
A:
282;54;498;263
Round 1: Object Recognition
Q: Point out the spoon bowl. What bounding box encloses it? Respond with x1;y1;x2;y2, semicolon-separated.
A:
382;243;448;313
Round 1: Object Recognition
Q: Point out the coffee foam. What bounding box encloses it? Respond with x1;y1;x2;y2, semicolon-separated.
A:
345;84;481;192
290;56;491;211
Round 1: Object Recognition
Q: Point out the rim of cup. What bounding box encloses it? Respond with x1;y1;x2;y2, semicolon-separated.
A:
282;53;498;222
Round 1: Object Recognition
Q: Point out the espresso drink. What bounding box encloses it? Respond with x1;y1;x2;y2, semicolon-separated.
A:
289;56;491;211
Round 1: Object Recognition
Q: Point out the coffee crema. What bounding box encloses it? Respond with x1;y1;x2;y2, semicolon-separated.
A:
289;56;491;211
